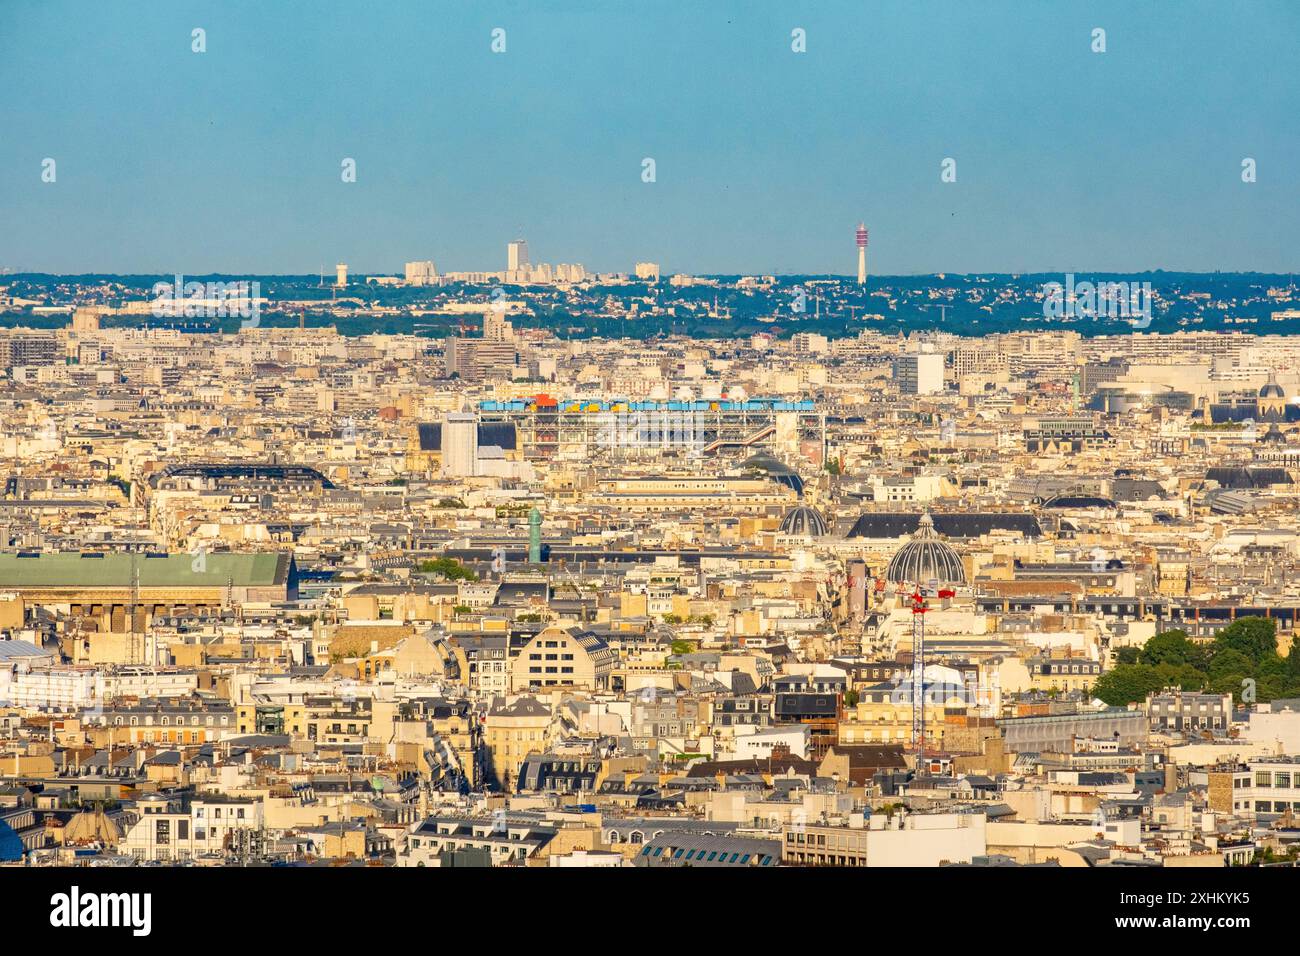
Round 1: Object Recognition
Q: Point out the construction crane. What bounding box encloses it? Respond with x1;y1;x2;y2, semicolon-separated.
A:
909;590;929;772
920;303;951;325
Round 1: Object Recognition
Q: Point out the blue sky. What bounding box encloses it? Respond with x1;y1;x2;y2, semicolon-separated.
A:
2;0;1297;276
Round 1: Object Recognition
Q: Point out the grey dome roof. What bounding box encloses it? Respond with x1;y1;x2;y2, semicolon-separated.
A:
738;454;804;496
1041;493;1117;510
1261;423;1286;444
884;512;966;586
740;453;796;475
1259;377;1286;399
779;505;829;537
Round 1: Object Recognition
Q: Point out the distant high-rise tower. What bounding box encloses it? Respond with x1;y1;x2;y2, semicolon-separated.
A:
856;223;868;285
404;260;437;285
507;239;529;273
335;263;348;288
71;307;101;333
483;309;514;342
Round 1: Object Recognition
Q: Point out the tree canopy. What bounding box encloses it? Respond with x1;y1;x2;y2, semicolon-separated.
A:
418;557;478;581
1094;618;1296;706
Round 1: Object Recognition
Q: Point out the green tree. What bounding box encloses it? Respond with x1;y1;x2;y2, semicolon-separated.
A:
1207;672;1250;701
1256;673;1289;703
418;557;478;582
1208;648;1252;682
1092;664;1165;706
1114;646;1140;665
1153;662;1206;691
1140;630;1205;670
1287;639;1300;676
1256;654;1289;683
1213;617;1277;665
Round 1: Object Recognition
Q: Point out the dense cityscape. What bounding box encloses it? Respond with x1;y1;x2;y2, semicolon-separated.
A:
2;249;1300;874
5;0;1296;939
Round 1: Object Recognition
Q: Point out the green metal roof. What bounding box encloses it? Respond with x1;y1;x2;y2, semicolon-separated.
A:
0;552;288;588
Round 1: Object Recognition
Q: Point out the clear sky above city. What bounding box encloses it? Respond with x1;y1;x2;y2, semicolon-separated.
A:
2;0;1298;276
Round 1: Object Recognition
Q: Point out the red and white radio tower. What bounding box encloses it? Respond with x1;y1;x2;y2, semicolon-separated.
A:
856;223;868;286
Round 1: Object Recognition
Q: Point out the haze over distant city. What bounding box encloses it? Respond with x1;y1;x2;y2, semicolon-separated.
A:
2;0;1298;276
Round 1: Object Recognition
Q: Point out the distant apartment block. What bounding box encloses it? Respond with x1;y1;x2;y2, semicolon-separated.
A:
0;331;60;369
404;260;438;285
893;351;944;395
